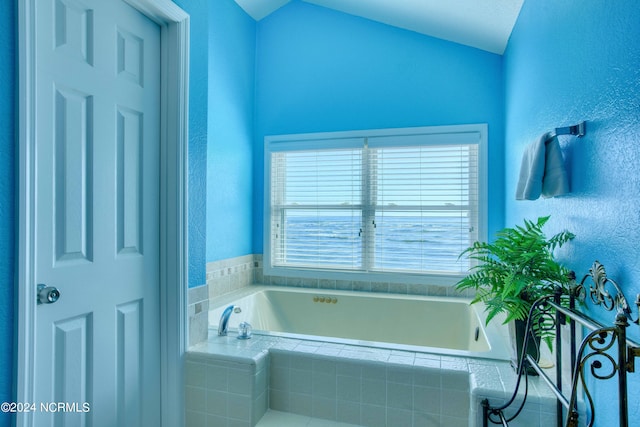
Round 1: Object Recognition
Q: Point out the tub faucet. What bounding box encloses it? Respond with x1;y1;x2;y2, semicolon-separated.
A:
218;305;241;336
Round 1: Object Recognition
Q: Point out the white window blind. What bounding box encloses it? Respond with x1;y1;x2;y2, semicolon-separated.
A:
266;125;486;280
270;148;363;269
369;144;478;274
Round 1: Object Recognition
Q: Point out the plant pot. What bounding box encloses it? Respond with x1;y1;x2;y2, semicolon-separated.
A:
509;319;540;375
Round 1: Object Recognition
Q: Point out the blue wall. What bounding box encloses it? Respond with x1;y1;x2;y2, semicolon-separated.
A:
173;0;208;287
0;0;15;425
252;1;505;253
176;0;256;272
504;0;640;423
207;0;256;262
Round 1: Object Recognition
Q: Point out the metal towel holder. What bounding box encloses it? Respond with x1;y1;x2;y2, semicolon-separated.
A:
546;121;586;143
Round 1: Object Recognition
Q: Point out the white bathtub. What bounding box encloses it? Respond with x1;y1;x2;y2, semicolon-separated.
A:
210;286;511;361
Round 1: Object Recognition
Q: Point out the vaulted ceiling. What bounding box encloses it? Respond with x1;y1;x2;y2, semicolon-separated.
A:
233;0;524;54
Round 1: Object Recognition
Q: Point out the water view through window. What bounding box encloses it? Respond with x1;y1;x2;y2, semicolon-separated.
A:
267;125;484;278
280;212;471;273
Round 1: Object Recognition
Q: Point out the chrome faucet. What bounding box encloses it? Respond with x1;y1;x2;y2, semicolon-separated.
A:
218;305;241;336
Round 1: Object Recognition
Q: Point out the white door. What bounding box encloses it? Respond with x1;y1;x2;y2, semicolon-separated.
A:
33;0;161;425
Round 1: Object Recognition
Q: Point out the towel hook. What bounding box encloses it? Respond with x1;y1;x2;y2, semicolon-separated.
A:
544;121;586;144
553;121;586;138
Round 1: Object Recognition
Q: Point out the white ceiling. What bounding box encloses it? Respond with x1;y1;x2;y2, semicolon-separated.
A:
233;0;524;54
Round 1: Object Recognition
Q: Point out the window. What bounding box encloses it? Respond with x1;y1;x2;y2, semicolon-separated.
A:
264;125;487;285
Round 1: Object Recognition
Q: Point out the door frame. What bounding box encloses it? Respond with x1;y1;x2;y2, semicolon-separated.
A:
15;1;189;426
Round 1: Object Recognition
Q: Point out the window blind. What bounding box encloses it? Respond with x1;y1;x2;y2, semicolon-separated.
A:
369;144;478;274
270;148;363;269
266;126;485;278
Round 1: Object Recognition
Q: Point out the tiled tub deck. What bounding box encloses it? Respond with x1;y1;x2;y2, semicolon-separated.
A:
185;333;558;427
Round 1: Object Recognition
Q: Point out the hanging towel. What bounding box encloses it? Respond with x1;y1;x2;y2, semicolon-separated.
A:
541;134;570;198
515;132;569;200
515;133;547;200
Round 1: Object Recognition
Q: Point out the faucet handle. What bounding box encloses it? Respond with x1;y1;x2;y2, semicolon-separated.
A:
237;322;252;340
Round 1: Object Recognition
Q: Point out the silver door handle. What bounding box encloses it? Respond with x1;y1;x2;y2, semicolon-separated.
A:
37;284;60;304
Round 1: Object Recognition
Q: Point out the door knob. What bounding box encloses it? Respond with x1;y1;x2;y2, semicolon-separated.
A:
37;284;60;304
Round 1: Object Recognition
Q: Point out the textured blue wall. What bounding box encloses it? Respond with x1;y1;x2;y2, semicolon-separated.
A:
252;1;505;253
173;0;208;288
207;0;255;262
0;0;15;424
504;0;640;423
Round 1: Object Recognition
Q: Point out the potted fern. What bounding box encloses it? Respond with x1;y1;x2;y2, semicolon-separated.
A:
455;216;574;370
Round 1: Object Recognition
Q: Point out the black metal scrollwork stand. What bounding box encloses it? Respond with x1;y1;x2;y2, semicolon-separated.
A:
482;261;640;427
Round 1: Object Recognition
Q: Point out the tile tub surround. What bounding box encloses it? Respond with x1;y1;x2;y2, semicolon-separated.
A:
188;285;210;347
212;254;475;298
186;255;259;347
187;333;559;427
207;254;258;299
259;275;473;299
268;348;471;427
208;253;475;299
185;349;269;427
257;263;474;300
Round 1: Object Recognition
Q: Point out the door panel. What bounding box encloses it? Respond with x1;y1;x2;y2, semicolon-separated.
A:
116;106;144;256
116;299;143;426
53;314;93;426
54;0;95;66
34;0;161;425
53;86;93;265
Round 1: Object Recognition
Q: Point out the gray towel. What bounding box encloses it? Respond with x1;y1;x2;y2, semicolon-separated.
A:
515;132;569;200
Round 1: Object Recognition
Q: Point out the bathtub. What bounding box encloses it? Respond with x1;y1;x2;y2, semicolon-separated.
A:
209;286;511;361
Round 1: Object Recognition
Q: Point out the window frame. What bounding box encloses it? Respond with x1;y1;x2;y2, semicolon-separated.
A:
263;124;488;286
